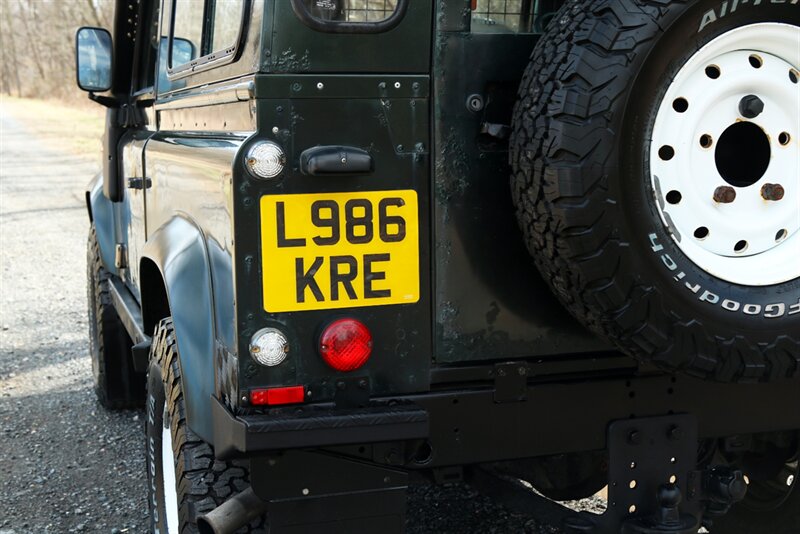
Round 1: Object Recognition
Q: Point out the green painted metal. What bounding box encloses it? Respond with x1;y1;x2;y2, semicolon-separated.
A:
265;0;432;74
84;0;612;446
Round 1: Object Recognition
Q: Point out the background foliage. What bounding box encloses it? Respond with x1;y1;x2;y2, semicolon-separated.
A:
0;0;114;102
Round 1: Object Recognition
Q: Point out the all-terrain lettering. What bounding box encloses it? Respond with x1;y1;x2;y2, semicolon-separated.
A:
699;0;797;32
648;232;794;319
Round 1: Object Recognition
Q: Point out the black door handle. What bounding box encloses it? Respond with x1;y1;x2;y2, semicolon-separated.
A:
299;146;373;176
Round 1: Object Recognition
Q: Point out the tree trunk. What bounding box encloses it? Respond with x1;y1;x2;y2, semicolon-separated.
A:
1;4;23;97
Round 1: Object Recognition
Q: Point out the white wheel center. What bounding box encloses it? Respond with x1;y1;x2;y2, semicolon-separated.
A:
162;404;180;533
650;23;800;286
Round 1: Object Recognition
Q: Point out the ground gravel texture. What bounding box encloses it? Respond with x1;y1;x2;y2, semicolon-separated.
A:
0;100;604;533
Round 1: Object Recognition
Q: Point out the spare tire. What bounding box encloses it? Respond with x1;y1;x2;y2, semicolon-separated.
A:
510;0;800;382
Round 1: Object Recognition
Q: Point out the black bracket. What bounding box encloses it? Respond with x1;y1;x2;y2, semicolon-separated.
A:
334;376;371;408
88;92;118;108
493;362;528;403
131;340;151;374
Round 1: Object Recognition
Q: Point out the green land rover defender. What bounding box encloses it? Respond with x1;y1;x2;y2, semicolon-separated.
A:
76;0;800;532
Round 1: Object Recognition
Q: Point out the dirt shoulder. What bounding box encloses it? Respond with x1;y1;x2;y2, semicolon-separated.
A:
0;100;148;533
0;97;105;158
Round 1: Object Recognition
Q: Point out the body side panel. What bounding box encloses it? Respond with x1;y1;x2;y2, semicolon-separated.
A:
142;107;251;440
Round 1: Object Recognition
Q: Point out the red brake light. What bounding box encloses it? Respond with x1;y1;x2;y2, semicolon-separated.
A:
319;318;373;372
250;385;305;406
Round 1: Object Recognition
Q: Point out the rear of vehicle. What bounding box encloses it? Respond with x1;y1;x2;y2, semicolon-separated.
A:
76;0;800;533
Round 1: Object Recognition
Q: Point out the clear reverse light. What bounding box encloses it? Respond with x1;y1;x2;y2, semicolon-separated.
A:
246;141;285;179
249;328;289;367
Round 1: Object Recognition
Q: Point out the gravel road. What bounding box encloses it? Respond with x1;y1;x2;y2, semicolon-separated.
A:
0;102;602;533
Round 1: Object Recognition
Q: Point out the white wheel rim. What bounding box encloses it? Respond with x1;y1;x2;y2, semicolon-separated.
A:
650;23;800;286
162;404;180;533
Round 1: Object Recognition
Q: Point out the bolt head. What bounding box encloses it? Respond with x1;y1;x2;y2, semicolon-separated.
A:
739;94;764;119
761;183;785;201
713;186;737;203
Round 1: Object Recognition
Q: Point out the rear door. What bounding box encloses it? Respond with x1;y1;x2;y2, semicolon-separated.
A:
232;1;435;400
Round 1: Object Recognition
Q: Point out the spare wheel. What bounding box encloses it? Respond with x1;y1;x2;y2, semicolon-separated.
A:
510;0;800;382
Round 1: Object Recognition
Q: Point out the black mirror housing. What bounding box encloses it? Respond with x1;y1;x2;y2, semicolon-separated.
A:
75;27;113;93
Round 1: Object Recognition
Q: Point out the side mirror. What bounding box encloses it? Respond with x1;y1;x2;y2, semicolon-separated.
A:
75;27;113;92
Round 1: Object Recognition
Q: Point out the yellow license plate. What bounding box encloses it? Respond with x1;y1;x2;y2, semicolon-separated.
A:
260;190;419;313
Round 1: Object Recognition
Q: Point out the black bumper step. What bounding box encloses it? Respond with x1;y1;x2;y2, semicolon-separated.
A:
212;397;429;459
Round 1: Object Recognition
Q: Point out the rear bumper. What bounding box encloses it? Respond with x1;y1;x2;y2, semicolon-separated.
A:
211;397;429;459
212;372;800;462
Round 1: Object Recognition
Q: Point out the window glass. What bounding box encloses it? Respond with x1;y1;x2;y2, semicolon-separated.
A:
171;0;203;68
302;0;398;23
211;0;244;52
471;0;559;34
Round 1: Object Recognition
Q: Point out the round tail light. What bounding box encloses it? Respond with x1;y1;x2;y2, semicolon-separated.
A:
318;318;373;372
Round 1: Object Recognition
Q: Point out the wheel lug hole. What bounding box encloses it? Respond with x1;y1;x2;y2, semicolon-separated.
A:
705;65;721;79
734;240;748;253
761;183;785;201
748;54;763;69
775;229;788;242
672;98;689;113
790;69;799;84
699;134;713;149
694;227;709;240
778;132;791;146
713;186;736;204
659;145;675;161
666;190;682;204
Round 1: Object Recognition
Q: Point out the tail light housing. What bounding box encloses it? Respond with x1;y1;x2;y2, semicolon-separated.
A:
250;386;305;406
318;318;373;372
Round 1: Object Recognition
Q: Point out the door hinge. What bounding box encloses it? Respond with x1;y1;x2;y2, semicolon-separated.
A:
115;244;128;270
127;176;151;190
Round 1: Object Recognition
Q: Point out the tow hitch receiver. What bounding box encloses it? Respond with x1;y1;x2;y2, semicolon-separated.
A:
469;414;748;533
589;414;702;533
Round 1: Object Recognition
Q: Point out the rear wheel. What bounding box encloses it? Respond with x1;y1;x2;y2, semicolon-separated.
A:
87;224;144;409
510;0;800;382
145;317;265;533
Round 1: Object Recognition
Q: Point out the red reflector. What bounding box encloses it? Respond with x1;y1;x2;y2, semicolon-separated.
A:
250;386;305;406
319;318;373;372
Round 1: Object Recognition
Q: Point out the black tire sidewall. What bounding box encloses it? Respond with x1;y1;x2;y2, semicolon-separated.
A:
87;226;142;406
617;1;800;339
87;240;103;389
146;357;171;533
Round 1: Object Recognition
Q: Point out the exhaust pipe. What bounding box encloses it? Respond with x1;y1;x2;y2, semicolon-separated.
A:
197;487;268;534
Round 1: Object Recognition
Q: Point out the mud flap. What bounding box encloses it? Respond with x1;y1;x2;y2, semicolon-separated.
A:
250;451;408;534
